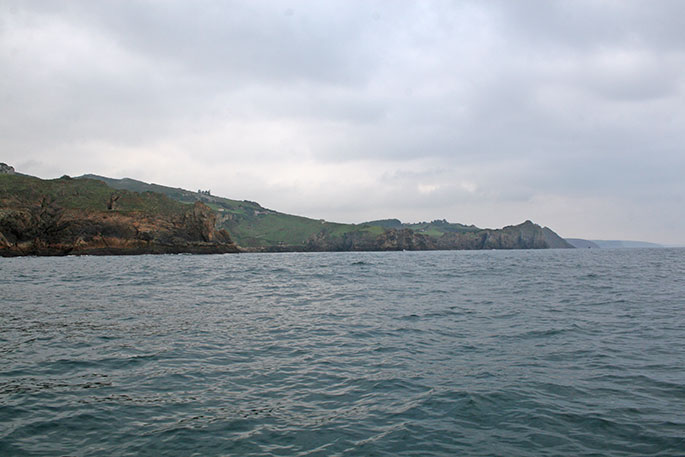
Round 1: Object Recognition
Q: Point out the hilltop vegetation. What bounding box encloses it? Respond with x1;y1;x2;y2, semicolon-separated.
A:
364;218;481;237
1;174;185;214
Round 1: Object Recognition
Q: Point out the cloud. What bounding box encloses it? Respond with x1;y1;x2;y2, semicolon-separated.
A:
1;0;684;243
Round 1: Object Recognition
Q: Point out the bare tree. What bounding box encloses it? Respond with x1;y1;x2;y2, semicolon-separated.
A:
107;194;120;210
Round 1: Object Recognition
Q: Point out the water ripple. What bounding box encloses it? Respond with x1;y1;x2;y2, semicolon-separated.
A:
1;249;684;456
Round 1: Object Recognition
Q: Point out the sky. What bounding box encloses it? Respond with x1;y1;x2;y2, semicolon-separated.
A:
1;1;684;244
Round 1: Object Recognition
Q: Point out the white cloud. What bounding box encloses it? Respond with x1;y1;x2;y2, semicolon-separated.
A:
418;184;439;195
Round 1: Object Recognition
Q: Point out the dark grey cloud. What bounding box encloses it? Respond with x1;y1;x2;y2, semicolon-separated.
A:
1;0;684;243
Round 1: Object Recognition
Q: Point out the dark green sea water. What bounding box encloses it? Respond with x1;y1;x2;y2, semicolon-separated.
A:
1;248;684;456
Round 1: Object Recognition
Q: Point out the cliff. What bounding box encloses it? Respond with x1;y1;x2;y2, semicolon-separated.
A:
0;174;238;256
300;220;573;251
79;174;574;251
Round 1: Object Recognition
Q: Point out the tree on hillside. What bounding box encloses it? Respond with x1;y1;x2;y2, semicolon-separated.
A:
107;193;120;210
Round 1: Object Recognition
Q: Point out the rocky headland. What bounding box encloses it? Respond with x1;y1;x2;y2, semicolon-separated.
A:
297;220;571;251
0;172;238;256
1;165;574;256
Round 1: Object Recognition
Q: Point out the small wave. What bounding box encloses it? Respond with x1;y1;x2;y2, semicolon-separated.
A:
510;325;582;340
3;248;684;456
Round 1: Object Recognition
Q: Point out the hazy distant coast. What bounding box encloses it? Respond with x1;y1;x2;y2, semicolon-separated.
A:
566;238;664;249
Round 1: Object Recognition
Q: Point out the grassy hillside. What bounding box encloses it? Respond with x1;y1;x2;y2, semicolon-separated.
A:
1;174;186;215
80;175;493;248
77;174;572;250
81;174;384;248
365;218;481;237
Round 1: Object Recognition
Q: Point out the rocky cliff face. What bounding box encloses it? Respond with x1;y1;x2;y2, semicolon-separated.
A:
0;174;239;256
0;201;239;256
434;220;573;250
303;220;573;251
302;228;437;251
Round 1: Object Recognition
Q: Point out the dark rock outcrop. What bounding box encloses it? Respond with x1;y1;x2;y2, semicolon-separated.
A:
0;201;239;256
302;228;437;251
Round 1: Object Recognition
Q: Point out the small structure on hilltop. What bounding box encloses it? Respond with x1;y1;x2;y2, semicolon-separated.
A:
0;163;15;175
198;189;211;196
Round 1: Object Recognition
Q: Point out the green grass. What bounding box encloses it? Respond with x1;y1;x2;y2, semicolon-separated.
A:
72;174;481;248
0;174;187;216
79;174;364;247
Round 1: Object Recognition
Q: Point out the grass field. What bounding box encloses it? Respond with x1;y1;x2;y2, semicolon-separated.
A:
1;174;187;215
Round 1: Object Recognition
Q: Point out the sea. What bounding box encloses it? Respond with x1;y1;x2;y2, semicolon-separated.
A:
1;248;684;456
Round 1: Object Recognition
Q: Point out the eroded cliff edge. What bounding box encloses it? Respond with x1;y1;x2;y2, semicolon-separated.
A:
0;174;239;256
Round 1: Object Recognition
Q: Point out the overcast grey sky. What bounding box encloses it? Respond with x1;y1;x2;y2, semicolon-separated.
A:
1;1;684;243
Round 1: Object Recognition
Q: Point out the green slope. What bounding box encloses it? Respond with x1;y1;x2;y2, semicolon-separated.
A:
77;174;572;250
80;174;382;248
2;174;186;215
364;218;481;237
79;175;490;247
